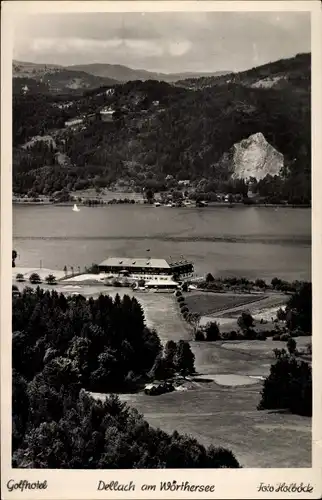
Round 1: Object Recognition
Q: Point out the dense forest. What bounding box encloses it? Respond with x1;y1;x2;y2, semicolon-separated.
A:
12;289;162;392
12;54;311;204
12;288;240;468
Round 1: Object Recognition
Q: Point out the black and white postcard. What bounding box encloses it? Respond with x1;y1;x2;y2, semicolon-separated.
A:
1;1;322;498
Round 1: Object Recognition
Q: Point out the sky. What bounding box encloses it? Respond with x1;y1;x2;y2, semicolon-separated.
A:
13;11;311;73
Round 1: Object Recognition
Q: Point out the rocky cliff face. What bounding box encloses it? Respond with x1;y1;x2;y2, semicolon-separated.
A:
222;132;284;181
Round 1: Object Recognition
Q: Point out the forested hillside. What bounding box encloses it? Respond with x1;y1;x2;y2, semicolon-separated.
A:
12;288;239;469
177;53;310;90
12;54;311;204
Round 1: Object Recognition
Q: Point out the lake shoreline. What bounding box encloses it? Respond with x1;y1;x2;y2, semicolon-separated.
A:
12;200;311;209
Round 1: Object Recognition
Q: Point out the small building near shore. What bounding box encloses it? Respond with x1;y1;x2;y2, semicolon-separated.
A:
98;257;194;280
64;117;83;128
100;108;115;122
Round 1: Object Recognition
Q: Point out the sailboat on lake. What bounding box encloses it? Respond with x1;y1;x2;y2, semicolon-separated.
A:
72;203;80;212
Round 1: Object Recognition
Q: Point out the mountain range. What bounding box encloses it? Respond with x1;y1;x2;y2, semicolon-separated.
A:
65;63;230;83
13;53;310;96
13;59;230;94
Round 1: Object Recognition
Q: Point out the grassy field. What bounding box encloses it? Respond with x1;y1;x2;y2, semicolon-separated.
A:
184;292;268;316
219;337;311;355
102;381;311;468
93;339;311;468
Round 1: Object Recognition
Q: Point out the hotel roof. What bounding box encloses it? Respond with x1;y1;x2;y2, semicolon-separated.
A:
99;258;171;269
99;257;193;269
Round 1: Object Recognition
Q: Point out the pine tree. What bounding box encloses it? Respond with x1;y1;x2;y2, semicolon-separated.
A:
174;340;195;376
164;340;177;370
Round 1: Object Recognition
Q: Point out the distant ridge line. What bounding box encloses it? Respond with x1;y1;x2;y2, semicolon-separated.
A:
13;235;311;245
12;59;232;83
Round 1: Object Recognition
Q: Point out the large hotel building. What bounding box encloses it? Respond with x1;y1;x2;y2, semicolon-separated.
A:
98;257;194;283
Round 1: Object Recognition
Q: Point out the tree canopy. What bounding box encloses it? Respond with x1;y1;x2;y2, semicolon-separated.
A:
258;345;311;416
12;288;240;469
13;288;161;391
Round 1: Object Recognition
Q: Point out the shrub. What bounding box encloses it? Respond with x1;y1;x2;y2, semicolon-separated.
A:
256;332;267;341
222;331;237;341
86;263;100;274
255;279;266;289
148;355;173;381
177;296;185;303
263;329;274;337
244;328;257;340
16;273;25;282
186;313;193;323
291;327;303;337
173;340;195;376
276;307;287;321
272;322;281;332
272;334;281;341
237;311;254;331
29;273;41;284
287;337;297;355
175;290;182;297
45;274;57;285
280;333;291;341
195;330;205;341
205;321;220;341
182;312;189;320
271;277;282;289
285;282;311;333
180;306;189;314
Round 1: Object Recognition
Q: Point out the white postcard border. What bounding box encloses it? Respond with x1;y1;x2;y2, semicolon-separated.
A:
1;2;322;499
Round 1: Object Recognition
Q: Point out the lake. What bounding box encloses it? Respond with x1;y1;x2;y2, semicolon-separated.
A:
13;204;311;282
